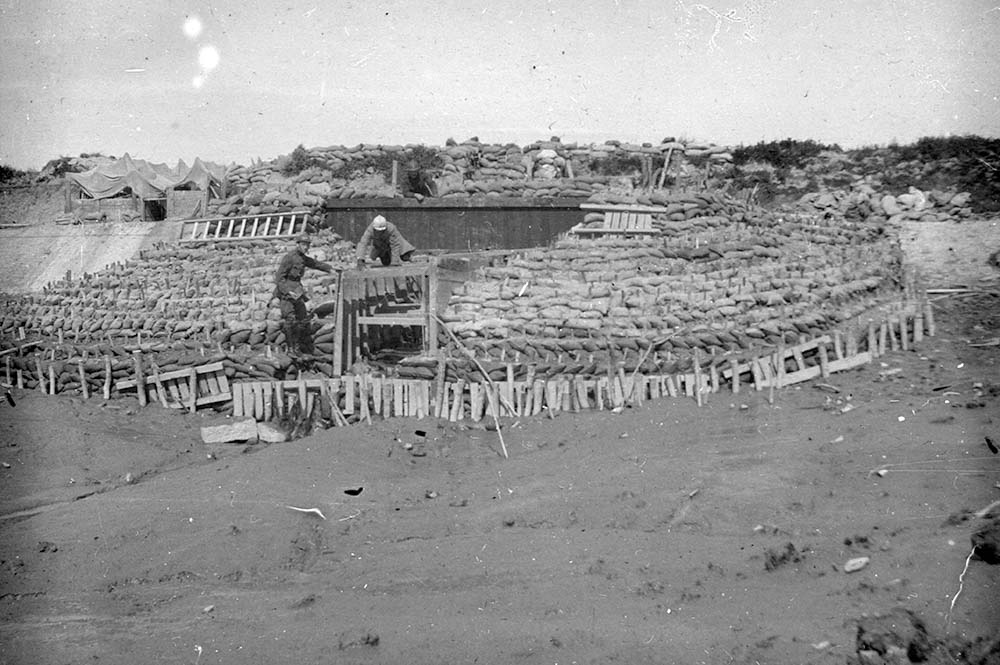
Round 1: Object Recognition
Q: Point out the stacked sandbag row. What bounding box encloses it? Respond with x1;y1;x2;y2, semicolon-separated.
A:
1;234;352;352
437;211;902;365
215;138;737;204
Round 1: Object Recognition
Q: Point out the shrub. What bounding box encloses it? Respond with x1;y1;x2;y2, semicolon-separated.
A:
732;139;842;170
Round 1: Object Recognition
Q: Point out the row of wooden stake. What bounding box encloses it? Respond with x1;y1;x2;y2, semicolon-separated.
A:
230;302;934;423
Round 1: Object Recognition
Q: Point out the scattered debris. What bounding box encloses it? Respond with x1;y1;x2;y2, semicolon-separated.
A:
337;631;379;650
986;436;998;455
855;608;933;664
764;543;805;571
343;487;363;497
971;517;1000;564
844;556;870;573
202;604;215;613
285;505;327;520
200;419;258;445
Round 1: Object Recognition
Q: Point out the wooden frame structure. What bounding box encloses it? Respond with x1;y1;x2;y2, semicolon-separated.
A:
331;264;440;375
569;203;665;237
115;360;231;411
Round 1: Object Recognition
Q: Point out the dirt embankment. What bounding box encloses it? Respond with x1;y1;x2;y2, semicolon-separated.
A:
0;221;180;295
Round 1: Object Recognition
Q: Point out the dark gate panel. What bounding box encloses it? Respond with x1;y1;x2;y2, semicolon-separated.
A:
323;198;584;251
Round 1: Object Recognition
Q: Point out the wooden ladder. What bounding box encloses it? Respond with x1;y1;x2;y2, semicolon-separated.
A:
178;210;311;243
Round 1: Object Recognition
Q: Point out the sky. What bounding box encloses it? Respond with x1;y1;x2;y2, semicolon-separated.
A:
1;0;998;170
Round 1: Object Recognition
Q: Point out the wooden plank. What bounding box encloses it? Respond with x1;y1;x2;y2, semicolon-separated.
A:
344;375;355;415
116;362;225;389
370;377;382;415
580;203;668;213
355;315;427;326
261;382;271;421
393;380;404;416
450;379;465;421
826;351;872;373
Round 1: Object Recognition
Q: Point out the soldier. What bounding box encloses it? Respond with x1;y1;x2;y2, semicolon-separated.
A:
355;215;416;268
273;234;333;357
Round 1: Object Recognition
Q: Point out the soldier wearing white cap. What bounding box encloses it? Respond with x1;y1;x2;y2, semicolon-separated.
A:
355;214;415;268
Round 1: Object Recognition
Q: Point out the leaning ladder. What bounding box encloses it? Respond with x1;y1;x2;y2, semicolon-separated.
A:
178;210;311;243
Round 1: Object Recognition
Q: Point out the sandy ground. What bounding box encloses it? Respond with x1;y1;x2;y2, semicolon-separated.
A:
0;220;179;294
0;219;998;664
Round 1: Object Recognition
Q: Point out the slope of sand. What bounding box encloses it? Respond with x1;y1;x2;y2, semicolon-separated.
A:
0;220;180;294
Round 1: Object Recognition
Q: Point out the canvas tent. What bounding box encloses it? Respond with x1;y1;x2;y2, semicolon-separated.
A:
67;154;225;201
65;154;226;221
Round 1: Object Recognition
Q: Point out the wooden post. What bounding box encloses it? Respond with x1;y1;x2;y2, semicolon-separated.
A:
78;359;88;399
188;368;198;413
729;358;740;394
924;301;936;336
132;351;147;406
4;356;10;387
103;356;112;399
899;315;909;351
49;364;56;395
693;349;703;407
913;309;924;343
35;356;46;394
149;361;169;408
233;378;244;417
818;342;830;378
434;355;447;418
867;321;878;358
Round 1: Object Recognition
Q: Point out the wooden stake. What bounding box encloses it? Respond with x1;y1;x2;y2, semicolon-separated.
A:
132;352;147;406
729;358;740;394
818;342;830;378
35;356;46;394
188;368;198;413
78;360;88;399
693;349;703;407
924;301;936;336
103;356;112;399
149;361;169;408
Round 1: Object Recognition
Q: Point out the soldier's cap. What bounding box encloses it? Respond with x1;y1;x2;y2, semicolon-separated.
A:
372;215;388;230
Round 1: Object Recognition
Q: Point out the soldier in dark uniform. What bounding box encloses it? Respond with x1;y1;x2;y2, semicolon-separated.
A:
402;160;437;199
273;234;333;356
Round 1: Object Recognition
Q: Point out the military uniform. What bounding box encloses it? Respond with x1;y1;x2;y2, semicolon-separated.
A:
273;242;332;356
356;217;416;267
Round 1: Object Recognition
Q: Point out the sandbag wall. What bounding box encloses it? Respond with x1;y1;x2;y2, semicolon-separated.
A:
0;232;354;354
431;209;907;374
217;138;732;205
